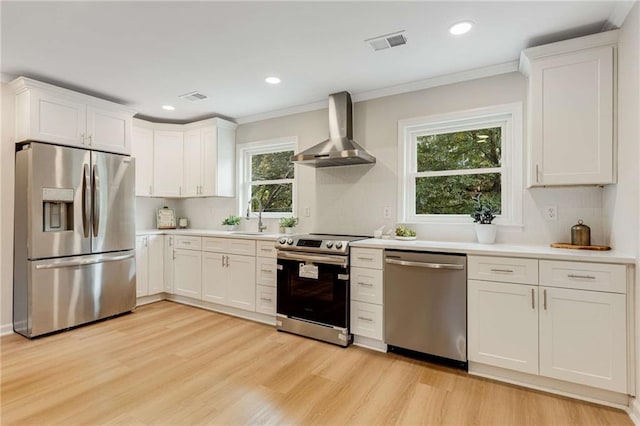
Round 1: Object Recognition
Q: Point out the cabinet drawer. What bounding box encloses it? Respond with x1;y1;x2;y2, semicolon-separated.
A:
256;240;277;258
229;239;256;256
539;260;626;293
351;248;383;270
350;301;383;340
468;256;538;285
174;235;202;251
255;285;276;315
256;257;277;287
350;267;383;304
202;237;227;253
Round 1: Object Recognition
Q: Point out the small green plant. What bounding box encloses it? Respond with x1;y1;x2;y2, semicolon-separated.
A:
222;215;241;226
470;194;498;224
395;225;417;237
279;217;298;228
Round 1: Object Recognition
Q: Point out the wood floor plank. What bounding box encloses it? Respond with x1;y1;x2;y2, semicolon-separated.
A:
1;301;632;425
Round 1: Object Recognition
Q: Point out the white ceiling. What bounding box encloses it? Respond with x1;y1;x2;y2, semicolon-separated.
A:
1;1;633;123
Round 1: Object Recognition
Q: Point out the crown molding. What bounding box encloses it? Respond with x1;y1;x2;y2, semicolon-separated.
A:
602;1;636;31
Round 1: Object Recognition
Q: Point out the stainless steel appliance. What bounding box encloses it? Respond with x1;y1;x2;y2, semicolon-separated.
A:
384;250;467;366
14;142;136;338
275;234;367;346
290;92;376;167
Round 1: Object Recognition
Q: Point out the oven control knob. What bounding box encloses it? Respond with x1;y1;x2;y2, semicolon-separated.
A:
335;242;343;249
287;238;294;245
326;241;333;248
278;237;287;245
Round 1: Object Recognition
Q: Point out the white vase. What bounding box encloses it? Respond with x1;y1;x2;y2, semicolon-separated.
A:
225;225;237;231
284;227;294;235
475;223;497;244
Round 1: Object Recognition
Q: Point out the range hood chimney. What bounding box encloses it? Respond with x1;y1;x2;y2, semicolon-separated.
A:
290;91;376;167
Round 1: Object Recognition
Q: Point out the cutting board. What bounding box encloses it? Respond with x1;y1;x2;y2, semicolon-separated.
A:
550;243;611;251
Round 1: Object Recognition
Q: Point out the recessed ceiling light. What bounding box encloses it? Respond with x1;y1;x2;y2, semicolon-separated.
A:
449;21;473;35
162;105;175;111
265;76;281;85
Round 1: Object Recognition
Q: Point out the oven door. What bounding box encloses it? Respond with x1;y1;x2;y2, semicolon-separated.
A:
277;251;349;328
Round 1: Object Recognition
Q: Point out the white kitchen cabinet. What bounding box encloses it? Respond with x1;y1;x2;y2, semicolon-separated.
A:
173;248;202;299
200;122;236;197
350;248;384;345
255;256;277;287
164;236;175;293
132;125;154;196
10;77;134;154
135;236;149;298
520;31;617;186
351;301;384;340
468;280;539;375
183;128;203;197
202;252;226;304
255;285;276;315
539;286;627;393
153;130;184;197
226;254;256;311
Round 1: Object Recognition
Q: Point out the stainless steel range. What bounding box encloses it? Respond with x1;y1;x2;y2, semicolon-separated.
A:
275;234;367;347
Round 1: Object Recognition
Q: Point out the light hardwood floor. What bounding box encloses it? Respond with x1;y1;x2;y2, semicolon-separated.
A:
1;301;632;425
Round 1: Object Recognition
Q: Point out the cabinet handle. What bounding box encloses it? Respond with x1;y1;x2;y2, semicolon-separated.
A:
88;134;93;145
358;281;374;287
261;269;273;273
80;133;86;144
536;164;540;183
182;241;191;245
179;186;182;196
543;289;547;311
567;274;596;280
490;268;514;273
173;251;176;260
531;288;535;309
260;297;272;302
224;255;229;267
357;257;373;261
260;248;272;252
169;237;173;246
144;237;148;247
357;316;373;322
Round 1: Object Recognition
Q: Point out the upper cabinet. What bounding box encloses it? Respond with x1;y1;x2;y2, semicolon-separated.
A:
9;77;135;155
131;117;237;198
520;30;618;187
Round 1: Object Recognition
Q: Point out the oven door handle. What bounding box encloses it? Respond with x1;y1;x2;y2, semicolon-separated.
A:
277;251;348;267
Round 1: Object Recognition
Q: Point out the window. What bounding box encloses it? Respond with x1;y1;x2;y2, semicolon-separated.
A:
237;137;297;218
398;103;523;225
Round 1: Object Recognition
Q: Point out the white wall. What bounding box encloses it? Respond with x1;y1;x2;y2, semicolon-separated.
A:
232;72;605;244
1;83;15;333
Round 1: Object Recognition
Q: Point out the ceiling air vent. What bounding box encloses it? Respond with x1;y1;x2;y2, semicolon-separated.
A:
179;91;209;102
365;31;407;51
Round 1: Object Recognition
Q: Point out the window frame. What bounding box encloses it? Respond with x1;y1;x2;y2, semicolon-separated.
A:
398;103;523;226
237;137;298;219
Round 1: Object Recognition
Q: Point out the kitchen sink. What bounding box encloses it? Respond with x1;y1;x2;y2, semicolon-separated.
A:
230;231;269;235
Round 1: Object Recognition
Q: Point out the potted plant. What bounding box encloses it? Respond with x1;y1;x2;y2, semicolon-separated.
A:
470;194;499;244
222;215;241;231
279;217;298;234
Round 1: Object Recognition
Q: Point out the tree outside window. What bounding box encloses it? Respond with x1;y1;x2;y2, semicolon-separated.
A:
249;150;294;213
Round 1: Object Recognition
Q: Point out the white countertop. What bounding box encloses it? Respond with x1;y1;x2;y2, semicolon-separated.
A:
351;238;636;264
136;229;283;241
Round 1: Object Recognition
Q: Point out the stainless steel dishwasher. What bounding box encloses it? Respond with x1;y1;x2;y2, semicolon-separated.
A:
384;250;467;365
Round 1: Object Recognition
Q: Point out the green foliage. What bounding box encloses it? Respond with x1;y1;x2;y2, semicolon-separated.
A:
395;225;416;237
250;150;294;213
279;217;298;228
415;127;502;215
470;194;498;224
222;215;241;226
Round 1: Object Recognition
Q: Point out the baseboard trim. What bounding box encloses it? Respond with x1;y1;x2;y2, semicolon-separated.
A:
628;398;640;425
353;335;387;353
165;294;277;326
1;323;14;336
136;293;164;306
469;362;630;410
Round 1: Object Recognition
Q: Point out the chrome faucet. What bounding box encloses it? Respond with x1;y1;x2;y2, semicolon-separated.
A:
246;196;267;232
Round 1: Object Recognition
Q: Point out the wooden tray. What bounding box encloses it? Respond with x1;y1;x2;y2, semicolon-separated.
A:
550;243;611;251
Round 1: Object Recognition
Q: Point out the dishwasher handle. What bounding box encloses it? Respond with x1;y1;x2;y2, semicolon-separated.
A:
385;258;464;270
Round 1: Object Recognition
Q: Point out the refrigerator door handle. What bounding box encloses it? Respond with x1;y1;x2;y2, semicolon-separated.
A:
82;163;90;238
92;164;100;237
35;252;135;270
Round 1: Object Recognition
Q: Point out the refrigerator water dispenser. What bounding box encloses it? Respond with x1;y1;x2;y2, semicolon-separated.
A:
42;187;74;232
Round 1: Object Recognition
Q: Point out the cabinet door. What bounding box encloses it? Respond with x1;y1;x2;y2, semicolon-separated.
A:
28;90;87;147
135;236;149;298
202;252;227;304
164;236;175;293
539;286;626;392
147;235;164;295
173;248;202;299
86;105;131;154
153;131;184;197
529;46;614;186
183;129;203;196
132;126;154;196
255;285;276;315
256;257;277;287
468;280;539;375
200;126;218;197
226;254;256;311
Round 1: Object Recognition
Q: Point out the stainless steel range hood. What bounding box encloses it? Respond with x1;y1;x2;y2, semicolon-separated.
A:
291;91;376;167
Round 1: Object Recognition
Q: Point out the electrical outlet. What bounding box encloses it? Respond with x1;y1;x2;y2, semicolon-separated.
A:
304;207;311;217
544;205;558;221
383;206;392;219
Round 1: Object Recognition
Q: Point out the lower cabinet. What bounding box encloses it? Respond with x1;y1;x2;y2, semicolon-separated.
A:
202;252;256;311
164;236;175;293
174;248;202;299
136;234;164;298
255;285;276;315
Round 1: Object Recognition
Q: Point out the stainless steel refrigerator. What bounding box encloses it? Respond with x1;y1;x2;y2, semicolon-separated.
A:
14;142;136;338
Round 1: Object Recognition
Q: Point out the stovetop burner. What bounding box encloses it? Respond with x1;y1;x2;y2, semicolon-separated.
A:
275;233;370;255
